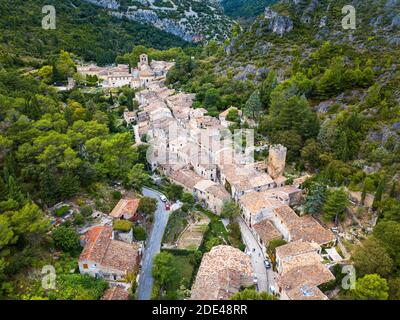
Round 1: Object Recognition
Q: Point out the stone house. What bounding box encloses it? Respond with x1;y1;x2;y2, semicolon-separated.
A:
193;180;231;215
78;226;142;282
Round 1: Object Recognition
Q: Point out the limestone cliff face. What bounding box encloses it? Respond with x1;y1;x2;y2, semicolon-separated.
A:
82;0;233;42
264;7;294;36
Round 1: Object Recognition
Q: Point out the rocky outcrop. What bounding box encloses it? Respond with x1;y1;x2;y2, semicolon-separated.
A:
264;7;294;36
82;0;232;42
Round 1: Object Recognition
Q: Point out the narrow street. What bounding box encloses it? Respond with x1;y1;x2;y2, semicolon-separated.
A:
237;217;277;294
137;187;170;300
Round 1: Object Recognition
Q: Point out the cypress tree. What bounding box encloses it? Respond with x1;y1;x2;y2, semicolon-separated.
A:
373;178;385;210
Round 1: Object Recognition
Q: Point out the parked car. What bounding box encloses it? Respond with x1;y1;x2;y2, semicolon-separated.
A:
264;259;271;269
269;285;276;295
160;195;167;202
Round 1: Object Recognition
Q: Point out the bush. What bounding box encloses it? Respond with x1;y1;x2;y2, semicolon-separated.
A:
113;220;133;232
52;226;81;254
80;205;93;217
73;212;84;226
54;205;70;217
133;226;147;241
112;190;122;200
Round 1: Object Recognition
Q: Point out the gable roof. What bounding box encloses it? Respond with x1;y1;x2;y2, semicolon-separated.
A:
190;245;253;300
110;198;140;219
79;226;141;273
101;286;130;300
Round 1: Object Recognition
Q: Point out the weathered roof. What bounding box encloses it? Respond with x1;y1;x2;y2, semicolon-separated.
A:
239;192;283;215
190;245;253;300
109;198;140;219
277;264;335;300
275;240;319;261
289;215;336;246
79;226;141;273
169;169;204;190
101;286;130;300
273;205;300;227
253;219;282;245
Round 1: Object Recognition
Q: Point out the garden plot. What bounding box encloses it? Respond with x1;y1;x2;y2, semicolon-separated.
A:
176;213;210;251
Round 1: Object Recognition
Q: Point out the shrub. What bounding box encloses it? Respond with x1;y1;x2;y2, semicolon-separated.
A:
80;205;93;217
113;220;133;232
73;212;84;226
132;226;147;241
54;205;70;217
112;190;122;200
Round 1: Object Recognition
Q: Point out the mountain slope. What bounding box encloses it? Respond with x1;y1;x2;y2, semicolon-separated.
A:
221;0;278;18
83;0;234;42
0;0;188;66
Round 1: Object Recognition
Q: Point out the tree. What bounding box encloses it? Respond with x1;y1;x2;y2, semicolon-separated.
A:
52;226;80;254
152;252;176;287
132;226;147;241
322;188;349;223
351;274;389;300
39;168;59;206
221;201;240;220
352;237;393;278
204;237;222;252
243;90;262;119
181;193;195;206
231;288;277;300
373;221;400;267
259;71;277;110
305;182;326;216
126;163;150;192
372;177;385;210
10;203;49;237
59;171;80;200
301;139;322;169
138;197;157;217
164;183;183;202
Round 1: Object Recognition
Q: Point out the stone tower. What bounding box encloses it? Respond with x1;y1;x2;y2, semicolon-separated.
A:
267;144;287;179
139;53;149;67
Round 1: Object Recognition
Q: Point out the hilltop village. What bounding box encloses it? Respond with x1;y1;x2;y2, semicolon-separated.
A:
75;54;341;301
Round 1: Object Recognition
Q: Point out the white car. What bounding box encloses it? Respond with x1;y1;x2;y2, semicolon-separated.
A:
269;285;276;294
160;195;167;202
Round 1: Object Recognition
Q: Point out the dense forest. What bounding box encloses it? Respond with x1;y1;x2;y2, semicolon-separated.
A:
0;0;188;66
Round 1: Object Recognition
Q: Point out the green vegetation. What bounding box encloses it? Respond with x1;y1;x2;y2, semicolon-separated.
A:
54;205;71;217
162;209;189;244
221;0;278;19
113;220;133;232
152;250;196;300
132;226;147;241
231;288;277;300
0;0;188;66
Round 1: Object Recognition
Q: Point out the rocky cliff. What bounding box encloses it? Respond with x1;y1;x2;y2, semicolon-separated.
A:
83;0;233;42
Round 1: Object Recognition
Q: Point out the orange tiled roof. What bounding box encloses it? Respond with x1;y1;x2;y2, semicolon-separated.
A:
79;226;141;273
110;198;140;219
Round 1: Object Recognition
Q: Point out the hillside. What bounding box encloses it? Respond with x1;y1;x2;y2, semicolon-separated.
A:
0;0;188;66
221;0;278;18
167;0;400;194
83;0;234;42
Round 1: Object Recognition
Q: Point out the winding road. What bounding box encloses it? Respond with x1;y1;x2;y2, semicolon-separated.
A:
137;187;170;300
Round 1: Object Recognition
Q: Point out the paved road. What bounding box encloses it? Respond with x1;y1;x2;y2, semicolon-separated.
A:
237;217;277;294
137;187;170;300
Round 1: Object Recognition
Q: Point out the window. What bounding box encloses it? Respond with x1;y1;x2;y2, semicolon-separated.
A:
83;264;88;269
